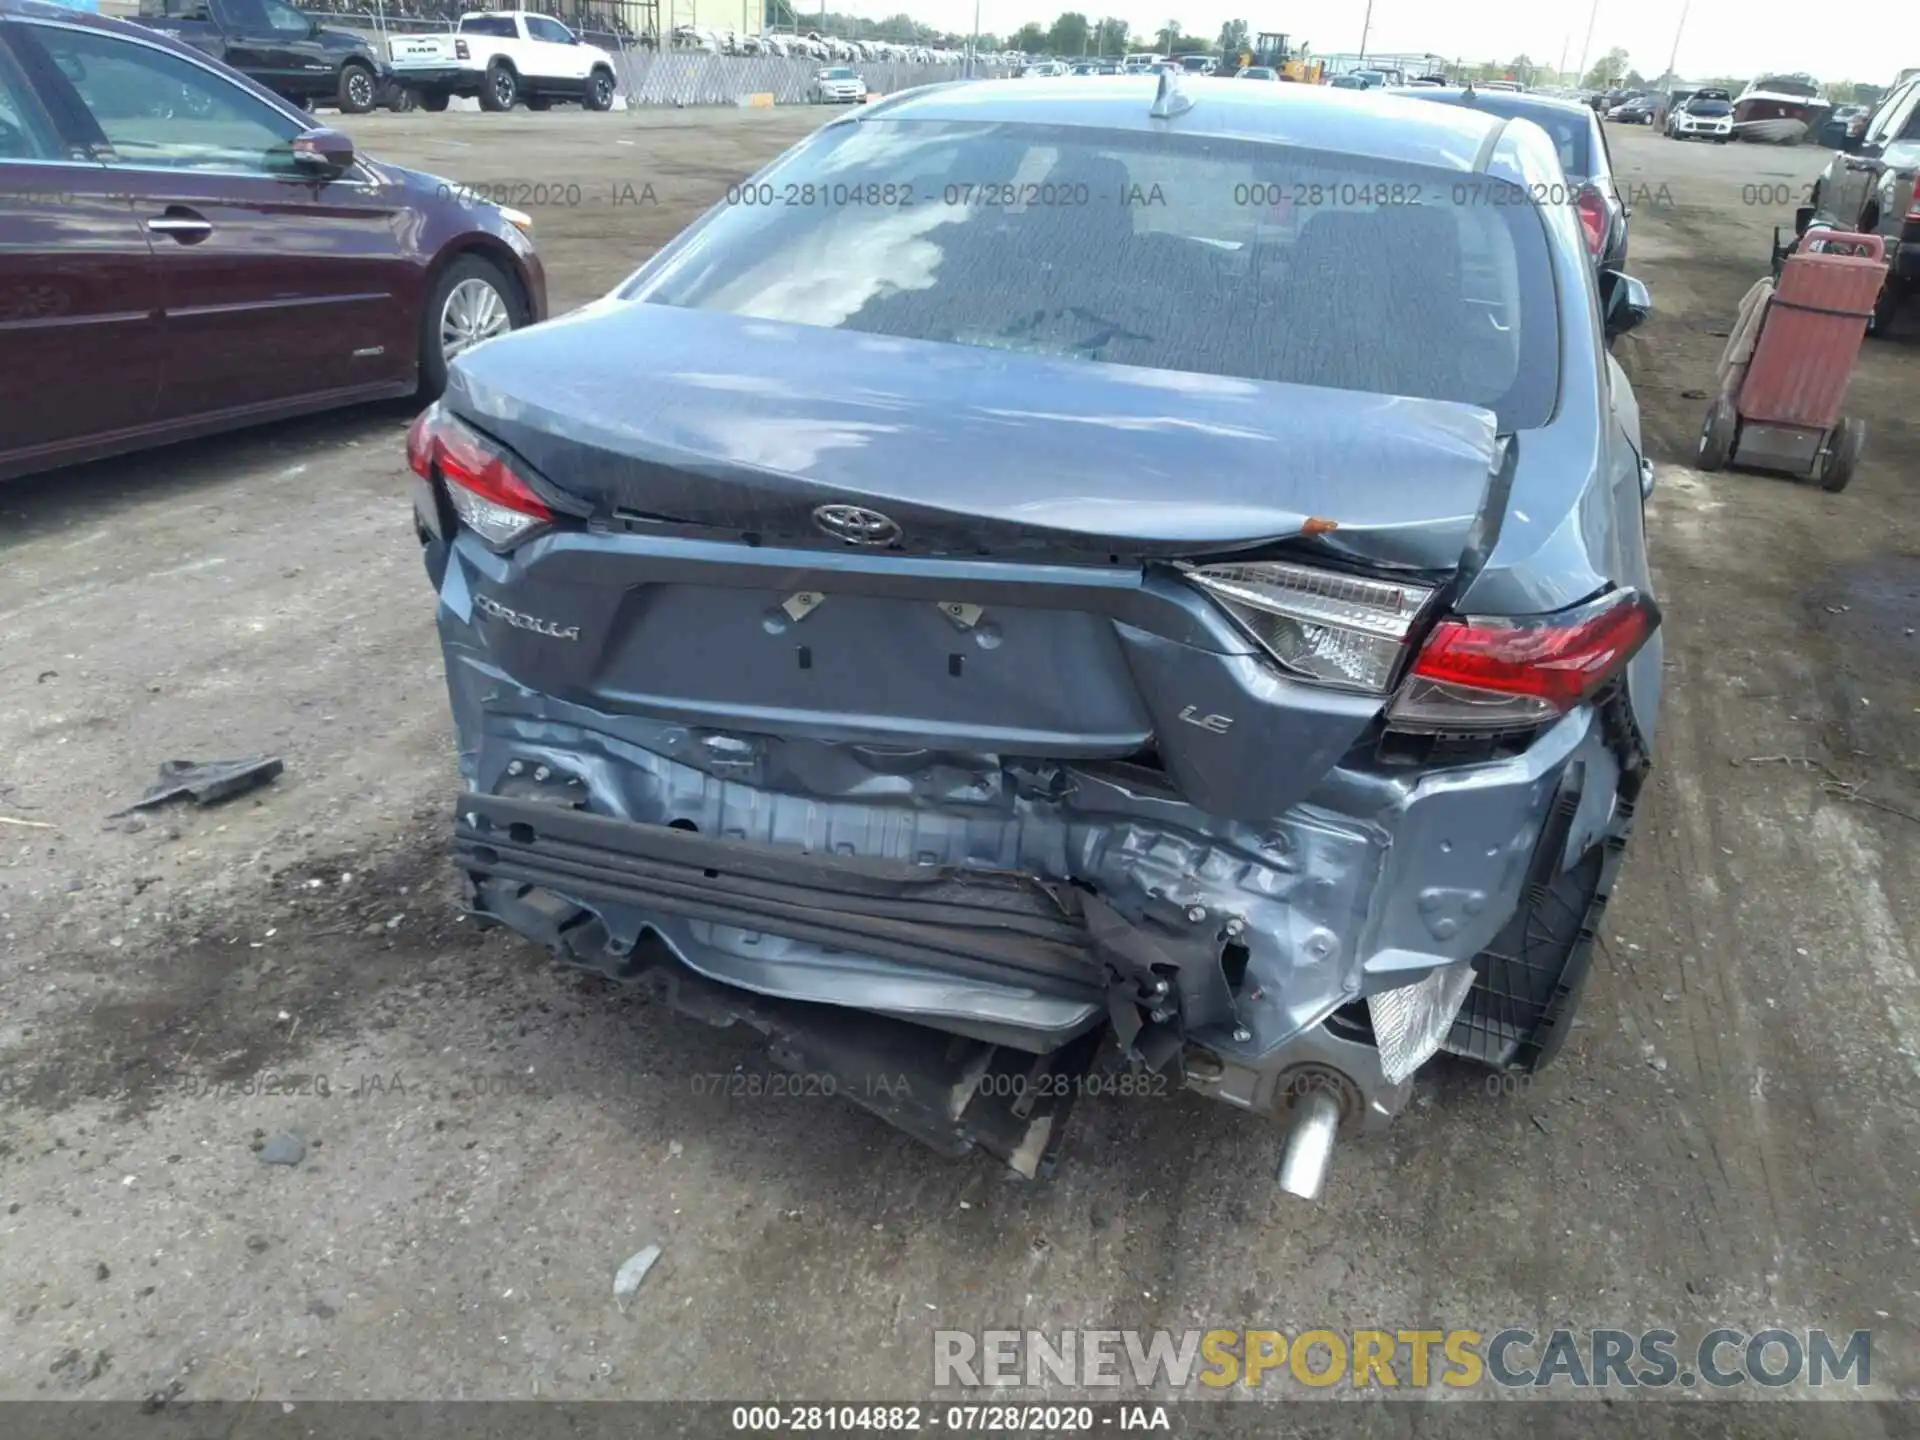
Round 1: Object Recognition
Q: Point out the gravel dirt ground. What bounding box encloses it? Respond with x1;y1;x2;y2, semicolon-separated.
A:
0;110;1915;1419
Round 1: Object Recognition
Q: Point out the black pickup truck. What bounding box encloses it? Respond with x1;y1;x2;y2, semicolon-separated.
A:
135;0;405;113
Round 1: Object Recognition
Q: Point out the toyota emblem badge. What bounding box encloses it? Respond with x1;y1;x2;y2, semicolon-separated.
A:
813;503;902;546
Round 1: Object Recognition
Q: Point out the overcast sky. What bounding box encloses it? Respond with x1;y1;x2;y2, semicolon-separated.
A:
874;0;1909;83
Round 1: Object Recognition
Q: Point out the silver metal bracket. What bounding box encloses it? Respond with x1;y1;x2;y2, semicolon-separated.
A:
781;591;825;623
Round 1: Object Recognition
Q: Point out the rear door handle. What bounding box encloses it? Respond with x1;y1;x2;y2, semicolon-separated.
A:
147;207;212;242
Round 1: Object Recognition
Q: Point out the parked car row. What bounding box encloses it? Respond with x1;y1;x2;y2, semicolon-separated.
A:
1808;72;1920;331
673;27;976;64
1020;59;1137;78
1815;103;1869;149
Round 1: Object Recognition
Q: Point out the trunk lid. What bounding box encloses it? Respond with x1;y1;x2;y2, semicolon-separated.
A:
446;302;1503;570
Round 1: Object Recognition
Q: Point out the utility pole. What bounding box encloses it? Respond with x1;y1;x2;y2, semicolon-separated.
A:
1356;0;1372;64
965;0;978;75
1662;0;1689;83
1573;0;1598;86
1556;34;1567;84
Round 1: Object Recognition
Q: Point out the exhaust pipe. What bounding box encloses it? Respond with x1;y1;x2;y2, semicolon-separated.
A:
1276;1089;1342;1200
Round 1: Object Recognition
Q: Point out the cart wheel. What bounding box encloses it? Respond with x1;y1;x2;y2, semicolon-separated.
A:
1868;280;1904;336
1697;398;1737;471
1819;418;1864;492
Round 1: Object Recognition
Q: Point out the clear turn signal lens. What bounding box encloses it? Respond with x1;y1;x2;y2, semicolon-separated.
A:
1182;561;1435;693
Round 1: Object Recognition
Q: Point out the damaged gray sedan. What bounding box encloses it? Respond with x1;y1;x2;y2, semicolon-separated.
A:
408;75;1661;1198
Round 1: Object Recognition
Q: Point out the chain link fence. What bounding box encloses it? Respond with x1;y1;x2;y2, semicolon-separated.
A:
613;52;1004;105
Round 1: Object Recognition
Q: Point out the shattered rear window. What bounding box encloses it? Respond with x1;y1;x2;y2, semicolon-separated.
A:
628;121;1562;430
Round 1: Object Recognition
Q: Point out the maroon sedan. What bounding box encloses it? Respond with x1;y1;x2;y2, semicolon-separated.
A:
0;0;546;481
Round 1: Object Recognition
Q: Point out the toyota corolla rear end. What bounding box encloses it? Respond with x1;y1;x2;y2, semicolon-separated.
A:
410;84;1661;1194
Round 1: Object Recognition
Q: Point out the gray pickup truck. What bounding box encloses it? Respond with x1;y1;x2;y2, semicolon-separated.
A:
135;0;405;113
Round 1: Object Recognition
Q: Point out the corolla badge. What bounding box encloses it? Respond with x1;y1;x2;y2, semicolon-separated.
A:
813;503;901;546
474;593;580;641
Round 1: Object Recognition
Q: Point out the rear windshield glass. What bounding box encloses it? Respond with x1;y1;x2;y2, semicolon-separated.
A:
459;15;517;35
821;66;856;78
626;119;1561;430
1414;94;1592;177
1686;99;1732;115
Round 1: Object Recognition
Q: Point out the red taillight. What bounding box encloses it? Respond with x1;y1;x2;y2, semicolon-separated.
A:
407;405;552;549
405;407;437;478
1906;175;1920;222
1388;590;1658;732
1576;185;1608;257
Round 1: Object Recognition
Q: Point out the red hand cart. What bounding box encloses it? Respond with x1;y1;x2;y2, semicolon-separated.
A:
1696;230;1887;492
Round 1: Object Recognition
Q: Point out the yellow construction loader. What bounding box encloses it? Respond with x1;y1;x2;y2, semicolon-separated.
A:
1234;31;1325;82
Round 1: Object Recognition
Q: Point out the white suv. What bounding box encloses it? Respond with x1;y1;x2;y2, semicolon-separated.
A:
1667;91;1734;142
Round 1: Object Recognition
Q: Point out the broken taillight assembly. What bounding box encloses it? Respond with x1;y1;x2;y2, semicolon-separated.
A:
407;404;553;550
1184;559;1657;733
1180;561;1435;693
1575;185;1609;257
1387;588;1659;732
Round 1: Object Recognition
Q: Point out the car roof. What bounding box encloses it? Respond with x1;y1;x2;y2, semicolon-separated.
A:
854;76;1512;174
1387;85;1597;125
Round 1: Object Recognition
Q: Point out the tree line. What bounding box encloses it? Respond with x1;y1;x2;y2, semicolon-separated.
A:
769;9;1890;99
995;15;1246;57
